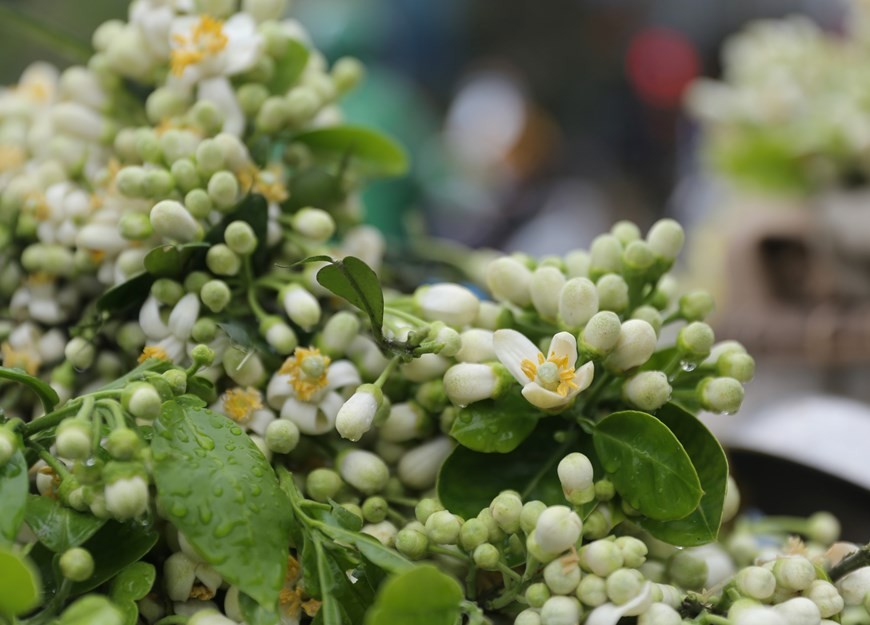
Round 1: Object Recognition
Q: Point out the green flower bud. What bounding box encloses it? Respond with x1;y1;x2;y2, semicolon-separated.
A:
535;506;582;554
736;566;776;600
581;509;610;540
638;603;682;625
807;511;840;545
150;200;203;242
531;266;567;321
122;382;162;421
170;158;200;193
258;316;297;354
623;371;672;412
606;568;645;605
256;96;291;133
162;369;188;395
544;556;582;595
564;250;590;278
116;166;147;197
699;377;744;414
285;87;320;123
526;582;551;609
666;550;707;590
425;510;462;545
142;169;175;198
151;278;184;306
332;56;365;94
146;87;189;123
443;362;511;407
559;277;599;329
56;418;92;460
415;380;448;414
579;539;624;577
611;220;641;245
191;344;215;368
623;240;655;272
64;337;96;371
198;279;231;313
398;437;454;490
460;518;489;551
237;83;270;116
718;352;755;383
615;536;648;569
487;256;532;307
677;322;714;360
771;597;821;624
473;543;501;570
195;138;225;177
631;305;663;336
191;317;218;344
490;491;523;534
185;188;213;219
557;453;595;505
318;311;360;357
306;468;343;502
576;574;607;607
646;219;684;262
104;475;149;520
222;346;265;386
191;101;224;136
338;449;389;495
589;234;623;279
415;498;444;524
206;244;241;276
135;128;161;162
359;496;387;524
396;528;429;560
224;220;258;256
580;311;621;357
773;555;815;592
159;130;198;164
117;322;146;356
119;211;154;241
261;418;298;454
604;320;657;373
540;596;581;625
520;500;547;534
60;547;94;582
207;170;240;211
0;428;17;466
679;290;714;322
105;428;142;461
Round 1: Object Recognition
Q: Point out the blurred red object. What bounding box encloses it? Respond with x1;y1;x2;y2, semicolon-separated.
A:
625;27;700;108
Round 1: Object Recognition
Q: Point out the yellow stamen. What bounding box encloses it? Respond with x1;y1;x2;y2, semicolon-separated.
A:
285;555;301;582
170;16;229;76
24;191;50;221
302;598;322;617
0;145;25;170
523;350;578;396
138;345;170;363
188;584;216;600
222;387;263;425
279;347;331;402
239;165;289;204
1;342;40;375
26;272;54;286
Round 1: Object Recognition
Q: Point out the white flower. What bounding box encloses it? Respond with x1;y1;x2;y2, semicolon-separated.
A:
169;13;262;85
493;329;594;410
138;293;200;363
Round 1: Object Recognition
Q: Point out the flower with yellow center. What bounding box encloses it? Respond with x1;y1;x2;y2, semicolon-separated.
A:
169;13;261;84
239;165;289;204
138;345;171;363
494;329;594;410
221;387;263;425
279;347;331;402
1;341;40;375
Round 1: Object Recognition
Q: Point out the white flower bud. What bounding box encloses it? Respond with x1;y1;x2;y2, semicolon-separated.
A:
474;301;504;330
336;384;383;442
807;512;840;545
603;320;657;373
559;277;599;329
56;419;92;460
596;274;629;313
416;283;481;327
589;234;623;277
805;580;843;618
615;536;648;569
165;552;197;602
772;597;821;625
52;102;109;142
564;250;590;278
362;520;398;547
281;285;321;331
337;449;389;494
490;491;523;534
515;608;542;625
540;596;581;625
380;402;428;443
580;540;624;577
623;371;672;412
722;475;741;523
637;603;682;625
736;566;777;601
261;318;297;355
731;606;786;625
455;329;496;363
460;519;490;551
401;354;450;383
487;257;532;307
835;566;870;605
557;453;594;505
646;219;684;262
318;312;360;357
397;436;454;490
425;510;461;545
531;266;566;321
443;363;506;407
188;609;238;625
59;547;94;582
534;506;582;555
677;322;714;360
520;500;546;534
223;346;266;387
577;574;607;607
150;200;203;243
105;475;149;519
699;377;744;414
292;207;335;241
580;311;621;356
124;383;162;421
543;556;581;595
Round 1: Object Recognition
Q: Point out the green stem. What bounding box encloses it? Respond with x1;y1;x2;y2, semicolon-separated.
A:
662;351;684;378
485;586;523;611
373;356;400;388
465;563;479;601
34;445;71;479
96;399;126;430
497;561;521;583
699;615;730;625
154;617;190;625
22;405;78;437
0;4;90;62
428;545;470;562
244;257;270;321
384;495;419;508
829;543;870;581
383;306;427;327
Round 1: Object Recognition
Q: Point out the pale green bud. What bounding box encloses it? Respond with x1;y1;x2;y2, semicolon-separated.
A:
142;169;175;198
397;436;454;490
56;418;92;459
380;401;428;443
535;506;582;554
64;337;95;371
580;540;624;577
415;283;480;327
576;574;607;607
415;497;444;524
667;551;707;590
581;310;621;357
589;234;623;278
487;256;532;306
677;322;714;360
699;377;744;414
338;449;389;495
596;273;629;313
285;87;320;123
490;491;523;534
116;166;147;197
150;200;203;242
540;596;581;625
631;305;663;336
151;278;184;306
0;429;16;466
526;583;551;608
564;250;590;278
623;240;655;272
104;475;149;520
60;547;94;582
117;323;146;355
222;345;266;386
679;290;714;321
623;371;672;412
183;189;212;219
336;384;383;442
237;83;270;116
604;320;657;373
611;220;641;245
544;556;581;595
123;382;162;421
264;419;300;454
559;277;599;329
805;580;844;618
200;279;232;313
615;536;648;569
460;518;489;551
606;568;645;605
195;139;225;177
306;468;343;502
170;158;200;193
260;317;298;354
520;500;547;534
773;556;816;592
557;453;595;505
473;543;501;570
119;211;153;240
206;244;241;276
531;266;567;321
396;528;429;560
162;369;188;395
134;128;161;162
646;219;684;262
637;603;682;625
736;566;777;601
224;220;257;255
191;100;224;136
442;362;511;407
160;130;199;164
318;311;360;356
332;56;365;94
718;352;755;383
146;88;190;124
807;512;840;545
426;510;462;545
191;317;218;344
771;597;821;625
256;96;291;133
207;170;240;210
105;428;142;461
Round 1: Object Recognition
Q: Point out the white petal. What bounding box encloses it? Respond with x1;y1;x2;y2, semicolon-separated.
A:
266;373;293;409
280;397;319;433
493;329;541;385
547;331;578;368
521;383;571;410
325;360;361;390
318;392;343;424
157;336;186;362
168;293;200;339
585;583;653;625
139;296;170;339
197;77;245;136
247;408;276;437
572;361;595;394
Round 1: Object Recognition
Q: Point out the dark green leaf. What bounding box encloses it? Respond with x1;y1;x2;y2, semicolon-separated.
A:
70;519;159;594
318;525;413;576
328;499;364;532
315;541;343;625
449;391;541;453
0;547;41;617
364;564;463;625
0;450;28;542
239;591;280;625
316;256;384;330
117;599;138;625
109;562;156;602
0;366;59;413
268;39;310;93
95;272;154;315
187;375;218;404
293;126;409;177
438;422;567;519
24;495;105;552
639;404;729;546
143;242;209;278
152;400;292;606
593;410;702;521
56;595;124;625
284;168;346;212
300;534;321;599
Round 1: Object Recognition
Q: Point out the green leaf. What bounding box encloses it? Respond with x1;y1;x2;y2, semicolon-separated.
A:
0;547;41;617
268;38;310;93
151;399;293;607
284;168;346;212
116;599;138;625
316;256;384;330
318;525;413;576
143;242;209;278
70;519;159;594
438;422;567;519
109;562;156;602
204;194;270;272
96;272;155;315
239;591;280;625
24;495;105;552
57;595;124;625
0;366;59;413
638;403;729;546
293;126;409;177
187;375;218;404
365;564;463;625
0;450;28;543
315;541;344;625
449;391;541;453
328;499;364;532
592;410;702;521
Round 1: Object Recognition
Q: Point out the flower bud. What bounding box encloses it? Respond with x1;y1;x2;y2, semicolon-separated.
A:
771;597;821;625
473;543;501;570
460;518;489;551
677;322;714;360
515;609;541;625
188;609;238;625
258;317;297;355
425;510;462;545
104;475;149;519
207;171;240;210
338;449;389;495
442;362;510;407
559;277;598;329
415;283;481;328
105;428;142;461
540;596;581;625
535;506;582;554
490;491;523;534
185;188;213;219
623;371;672;412
589;234;623;278
597;274;629;313
362;520;398;547
666;551;707;591
544;556;581;595
237;83;269;116
0;429;17;466
623;240;656;273
616;536;648;569
577;574;607;607
736;566;777;600
282;284;321;331
564;250;590;278
397;436;454;490
773;555;815;592
604;320;657;373
804;580;843;618
380;401;429;443
637;603;682;625
119;212;154;241
60;547;94;582
332;56;364;94
579;539;624;577
264;419;300;454
580;311;621;357
224;221;258;256
699;377;744;414
122;382;162;421
64;337;95;371
487;257;532;307
205;244;241;277
306;468;343;502
291;207;335;241
395;527;429;560
401;354;450;383
56;418;92;460
455;329;496;363
836;566;870;605
286;87;320;123
718;352;755;383
526;583;551;608
607;568;645;605
807;512;840;545
200;279;232;313
336;384;383;442
151;278;185;306
612;220;641;245
142;169;175;198
150;200;203;243
255;96;291;133
222;346;266;387
520;500;547;534
557;453;594;505
531;266;567;321
317;312;359;357
414;498;444;524
646;219;684;262
679;290;715;321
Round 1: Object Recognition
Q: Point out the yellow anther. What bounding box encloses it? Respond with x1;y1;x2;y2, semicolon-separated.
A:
1;342;40;375
279;347;330;401
170;16;229;76
222;387;263;425
138;345;170;363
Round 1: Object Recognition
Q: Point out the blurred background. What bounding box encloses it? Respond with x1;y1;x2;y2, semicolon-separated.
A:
3;0;870;520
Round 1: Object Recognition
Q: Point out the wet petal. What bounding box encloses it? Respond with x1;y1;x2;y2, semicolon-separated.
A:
494;329;541;385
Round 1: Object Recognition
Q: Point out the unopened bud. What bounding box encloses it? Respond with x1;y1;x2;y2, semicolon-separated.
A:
60;547;94;582
557;453;594;505
531;266;567;321
699;377;744;414
200;279;232;313
292;207;335;241
264;419;300;454
603;320;657;373
646;219;684;262
473;543;501;570
336;384;383;442
282;284;321;331
64;337;95;370
397;436;454;490
677;322;714;360
415;283;481;328
540;596;581;625
679;290;715;321
736;566;777;601
623;371;672;412
150;200;203;243
224;220;258;256
596;274;629;313
396;528;429;560
487;257;532;307
338;449;389;495
426;510;462;545
559;277;599;329
718;352;755;383
56;418;92;460
535;506;582;554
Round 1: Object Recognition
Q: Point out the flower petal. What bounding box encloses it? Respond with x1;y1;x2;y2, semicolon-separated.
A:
280;396;320;434
493;329;542;385
247;408;276;437
197;77;245;136
266;373;293;409
572;361;595;394
547;331;578;368
139;296;170;340
521;383;571;410
325;359;361;390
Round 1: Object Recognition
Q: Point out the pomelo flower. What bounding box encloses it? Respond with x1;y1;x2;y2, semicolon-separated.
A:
169;14;261;84
493;329;594;410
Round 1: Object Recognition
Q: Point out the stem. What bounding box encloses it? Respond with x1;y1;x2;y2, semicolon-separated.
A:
373;356;400;388
465;563;478;600
428;545;470;562
0;4;90;62
486;586;523;611
96;399;126;430
244;257;270;321
579;371;612;414
154;617;190;625
699;615;731;625
830;543;870;581
383;306;426;327
497;561;522;583
22;405;78;436
384;495;419;508
34;445;71;479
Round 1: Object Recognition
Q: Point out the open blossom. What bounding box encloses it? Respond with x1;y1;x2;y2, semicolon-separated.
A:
493;329;594;410
169;14;261;84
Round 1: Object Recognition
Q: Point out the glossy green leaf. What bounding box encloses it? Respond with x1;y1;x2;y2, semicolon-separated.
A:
593;410;702;521
365;564;463;625
284;168;346;212
316;256;384;330
57;595;124;625
438;422;567;519
0;547;41;617
143;242;209;278
109;562;156;602
328;499;364;532
318;525;413;576
187;375;218;404
24;495;106;552
70;519;159;594
449;391;541;453
315;541;344;625
0;450;28;543
293;126;409;177
116;599;138;625
0;366;59;413
152;398;293;607
268;39;310;93
639;403;729;546
95;272;154;314
239;591;280;625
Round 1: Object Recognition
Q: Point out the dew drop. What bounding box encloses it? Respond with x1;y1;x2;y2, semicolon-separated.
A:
225;443;236;452
212;485;224;497
171;504;188;518
199;505;213;524
680;361;697;372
